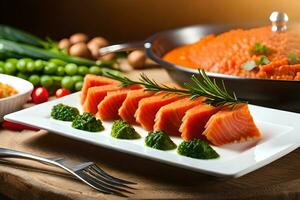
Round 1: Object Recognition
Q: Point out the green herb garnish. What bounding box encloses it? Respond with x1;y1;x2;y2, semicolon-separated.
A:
258;56;270;65
242;56;270;71
51;104;79;121
288;52;300;64
111;120;140;139
105;69;246;107
145;130;177;150
177;139;219;159
249;42;274;56
72;112;104;132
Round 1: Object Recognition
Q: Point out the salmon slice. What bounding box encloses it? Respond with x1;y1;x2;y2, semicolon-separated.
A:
180;104;220;140
135;93;181;131
97;86;142;120
203;104;261;146
118;89;154;124
81;75;120;104
82;84;119;114
154;97;205;136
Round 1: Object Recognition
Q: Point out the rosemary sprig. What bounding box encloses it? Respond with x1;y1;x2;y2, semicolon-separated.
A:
105;69;247;107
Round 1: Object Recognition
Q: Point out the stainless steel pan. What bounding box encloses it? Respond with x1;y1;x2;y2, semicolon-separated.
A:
100;23;300;112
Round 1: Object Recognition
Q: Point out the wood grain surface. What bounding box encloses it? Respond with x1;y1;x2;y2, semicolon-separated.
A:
0;69;300;200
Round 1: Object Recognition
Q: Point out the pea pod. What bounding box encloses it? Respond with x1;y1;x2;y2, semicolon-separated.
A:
0;39;97;66
0;25;47;48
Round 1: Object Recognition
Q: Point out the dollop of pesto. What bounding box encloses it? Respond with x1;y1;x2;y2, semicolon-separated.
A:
178;139;219;159
111;120;140;139
145;130;177;150
51;104;79;121
72;112;104;132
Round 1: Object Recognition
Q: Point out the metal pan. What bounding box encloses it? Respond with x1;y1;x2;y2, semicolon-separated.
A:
99;24;300;112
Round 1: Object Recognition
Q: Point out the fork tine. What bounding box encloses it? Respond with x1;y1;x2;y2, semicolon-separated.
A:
91;164;137;185
88;166;136;189
83;169;133;194
77;171;128;197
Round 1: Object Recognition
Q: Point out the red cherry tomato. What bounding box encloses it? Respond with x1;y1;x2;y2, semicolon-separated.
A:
55;88;71;98
31;87;49;104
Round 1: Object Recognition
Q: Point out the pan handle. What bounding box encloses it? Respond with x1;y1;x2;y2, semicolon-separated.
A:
99;41;145;55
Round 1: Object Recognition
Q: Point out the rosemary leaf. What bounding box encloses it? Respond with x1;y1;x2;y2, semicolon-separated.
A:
105;69;246;107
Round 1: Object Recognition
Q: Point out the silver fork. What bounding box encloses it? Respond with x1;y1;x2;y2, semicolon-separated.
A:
0;148;136;197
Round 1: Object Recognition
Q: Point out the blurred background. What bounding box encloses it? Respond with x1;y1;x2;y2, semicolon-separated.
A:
1;0;299;42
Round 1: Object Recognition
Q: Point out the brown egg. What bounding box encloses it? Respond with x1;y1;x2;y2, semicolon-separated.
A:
58;38;72;49
101;53;115;61
69;33;89;44
69;42;91;58
88;37;109;49
128;50;146;68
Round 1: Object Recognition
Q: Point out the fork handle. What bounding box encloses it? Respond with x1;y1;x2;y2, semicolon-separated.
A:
0;148;56;166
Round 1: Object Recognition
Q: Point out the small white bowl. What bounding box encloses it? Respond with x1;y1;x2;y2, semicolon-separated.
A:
0;74;33;122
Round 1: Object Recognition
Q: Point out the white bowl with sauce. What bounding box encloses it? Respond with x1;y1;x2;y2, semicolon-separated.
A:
0;74;33;122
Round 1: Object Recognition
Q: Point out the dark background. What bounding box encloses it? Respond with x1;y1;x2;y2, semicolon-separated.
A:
1;0;299;43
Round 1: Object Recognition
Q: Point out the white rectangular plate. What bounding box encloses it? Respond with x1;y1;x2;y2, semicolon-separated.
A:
4;92;300;178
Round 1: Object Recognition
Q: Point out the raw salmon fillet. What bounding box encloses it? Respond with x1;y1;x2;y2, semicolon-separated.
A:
180;104;220;140
81;75;119;104
118;89;154;124
97;85;142;120
203;104;261;146
135;93;181;131
82;84;119;114
154;97;204;136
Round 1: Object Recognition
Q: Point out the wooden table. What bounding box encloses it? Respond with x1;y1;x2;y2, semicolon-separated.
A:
0;68;300;200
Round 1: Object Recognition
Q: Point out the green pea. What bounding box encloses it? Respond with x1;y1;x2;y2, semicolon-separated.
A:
71;75;83;83
56;66;65;76
44;63;58;74
40;75;53;87
52;76;63;87
28;74;40;86
0;66;4;74
61;76;74;90
34;60;44;71
0;61;5;68
75;81;83;91
89;66;102;75
26;61;35;72
23;58;33;63
65;63;78;75
17;59;27;72
49;58;67;66
4;62;17;75
17;73;28;80
78;66;89;75
6;58;18;64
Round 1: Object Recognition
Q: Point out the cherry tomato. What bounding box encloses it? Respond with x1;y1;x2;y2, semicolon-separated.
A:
1;120;40;131
31;87;49;104
55;88;71;98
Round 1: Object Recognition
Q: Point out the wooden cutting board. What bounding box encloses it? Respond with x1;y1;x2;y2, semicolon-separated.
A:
0;68;300;200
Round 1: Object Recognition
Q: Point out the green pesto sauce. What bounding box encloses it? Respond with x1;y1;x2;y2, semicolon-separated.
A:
178;139;219;159
72;112;104;132
51;103;79;121
145;130;177;151
111;120;140;139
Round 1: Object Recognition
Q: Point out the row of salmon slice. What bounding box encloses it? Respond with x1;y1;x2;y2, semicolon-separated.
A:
80;75;261;146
